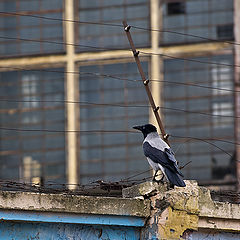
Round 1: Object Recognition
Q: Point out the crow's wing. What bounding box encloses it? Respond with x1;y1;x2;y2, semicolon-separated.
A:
143;142;184;177
143;142;185;187
164;148;176;163
165;148;184;177
143;142;176;173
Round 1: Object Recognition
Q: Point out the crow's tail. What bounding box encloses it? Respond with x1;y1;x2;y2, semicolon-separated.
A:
165;168;186;187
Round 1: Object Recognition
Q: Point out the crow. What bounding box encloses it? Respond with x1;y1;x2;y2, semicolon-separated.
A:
133;124;186;187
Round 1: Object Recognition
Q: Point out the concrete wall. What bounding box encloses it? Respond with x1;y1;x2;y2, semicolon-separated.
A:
123;180;240;239
0;190;149;240
186;230;240;240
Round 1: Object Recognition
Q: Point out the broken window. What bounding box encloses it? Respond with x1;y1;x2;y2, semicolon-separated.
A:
217;24;234;40
167;2;185;15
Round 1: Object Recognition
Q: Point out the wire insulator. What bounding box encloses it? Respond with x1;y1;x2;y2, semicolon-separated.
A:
163;134;169;140
124;25;131;32
144;79;149;85
154;106;160;112
133;51;140;57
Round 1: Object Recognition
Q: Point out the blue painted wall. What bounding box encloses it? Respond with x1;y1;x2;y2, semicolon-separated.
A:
0;221;140;240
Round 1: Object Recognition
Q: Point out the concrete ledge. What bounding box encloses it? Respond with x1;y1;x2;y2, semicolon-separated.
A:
199;187;240;220
123;180;199;214
122;181;168;199
0;191;150;218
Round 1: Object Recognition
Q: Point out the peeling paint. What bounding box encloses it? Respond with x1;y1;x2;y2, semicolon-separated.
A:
0;222;140;240
157;207;198;239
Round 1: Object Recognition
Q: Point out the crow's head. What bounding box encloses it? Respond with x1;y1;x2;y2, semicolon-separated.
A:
133;124;157;138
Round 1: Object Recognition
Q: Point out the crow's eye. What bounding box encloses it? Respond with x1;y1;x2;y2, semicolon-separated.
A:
143;127;145;129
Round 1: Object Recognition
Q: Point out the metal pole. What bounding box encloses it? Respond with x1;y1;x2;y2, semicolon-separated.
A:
123;20;169;145
65;0;79;189
234;0;240;192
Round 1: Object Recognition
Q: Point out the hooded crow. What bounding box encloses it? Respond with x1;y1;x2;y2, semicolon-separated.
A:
133;124;186;187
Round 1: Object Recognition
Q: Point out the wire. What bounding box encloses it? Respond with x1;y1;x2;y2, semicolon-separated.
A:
160;106;237;119
131;26;239;46
170;134;240;147
153;79;239;94
120;169;152;182
0;36;118;52
0;98;148;112
0;11;239;47
0;126;239;148
0;34;238;73
174;136;233;158
0;66;142;84
0;34;238;70
0;11;123;28
1;60;240;95
171;135;240;163
0;98;238;119
0;98;147;107
0;126;136;134
140;51;236;68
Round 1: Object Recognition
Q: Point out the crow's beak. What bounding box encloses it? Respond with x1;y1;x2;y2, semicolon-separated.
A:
133;125;143;131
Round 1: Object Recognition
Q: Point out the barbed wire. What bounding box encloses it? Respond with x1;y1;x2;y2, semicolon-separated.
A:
0;177;239;203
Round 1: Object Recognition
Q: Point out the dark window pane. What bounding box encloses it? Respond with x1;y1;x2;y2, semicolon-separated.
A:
167;2;186;15
217;24;234;40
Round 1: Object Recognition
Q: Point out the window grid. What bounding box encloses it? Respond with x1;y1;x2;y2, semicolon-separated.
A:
0;0;64;57
78;61;150;184
0;69;65;183
161;0;234;45
163;54;235;181
0;0;236;188
77;0;150;52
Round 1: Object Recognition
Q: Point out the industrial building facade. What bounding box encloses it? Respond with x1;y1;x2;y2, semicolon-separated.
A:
0;0;239;189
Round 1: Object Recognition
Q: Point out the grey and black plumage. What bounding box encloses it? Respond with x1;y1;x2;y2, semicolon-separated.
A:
133;124;186;187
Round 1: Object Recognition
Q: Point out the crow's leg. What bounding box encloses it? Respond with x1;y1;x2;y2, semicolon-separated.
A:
152;170;158;182
152;170;164;183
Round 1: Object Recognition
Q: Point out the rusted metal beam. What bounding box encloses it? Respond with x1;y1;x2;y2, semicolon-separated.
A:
123;20;169;144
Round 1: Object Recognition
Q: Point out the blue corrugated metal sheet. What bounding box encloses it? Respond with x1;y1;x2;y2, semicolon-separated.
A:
0;221;140;240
